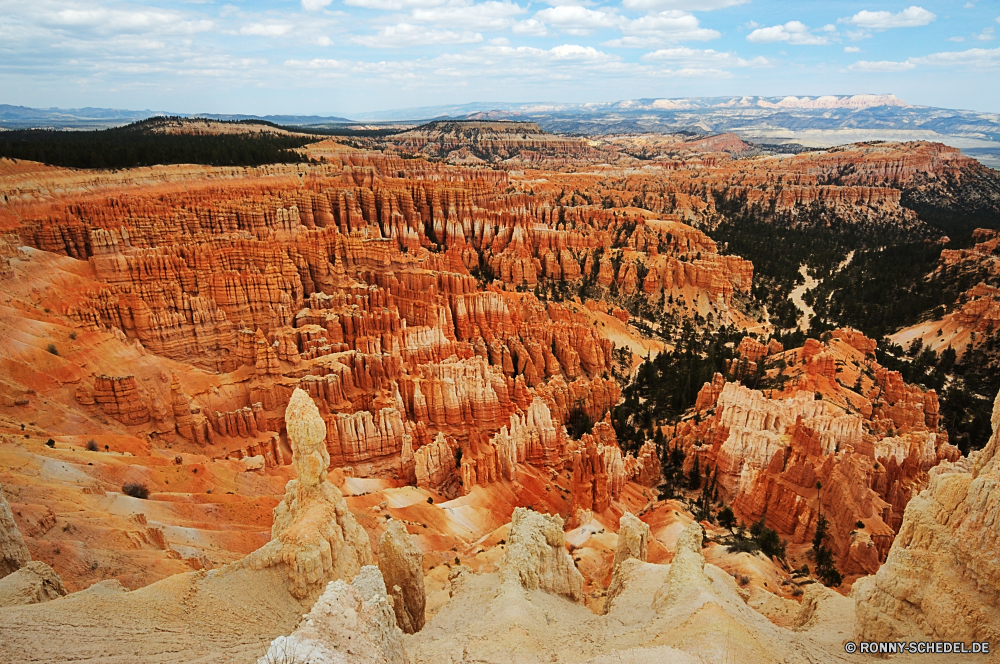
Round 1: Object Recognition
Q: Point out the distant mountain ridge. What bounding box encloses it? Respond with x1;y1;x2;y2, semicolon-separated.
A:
351;94;910;121
351;95;1000;148
0;105;351;129
2;97;999;153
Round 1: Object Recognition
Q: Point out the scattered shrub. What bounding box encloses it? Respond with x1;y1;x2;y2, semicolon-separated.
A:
122;482;150;499
792;586;804;597
46;343;58;355
427;497;434;504
45;439;55;448
855;520;865;529
717;506;735;532
86;440;99;451
738;575;751;586
69;331;77;340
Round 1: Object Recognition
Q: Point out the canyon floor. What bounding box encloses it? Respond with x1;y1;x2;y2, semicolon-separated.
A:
0;121;997;663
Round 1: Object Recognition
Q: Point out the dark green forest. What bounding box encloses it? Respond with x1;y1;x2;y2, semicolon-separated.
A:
0;117;318;169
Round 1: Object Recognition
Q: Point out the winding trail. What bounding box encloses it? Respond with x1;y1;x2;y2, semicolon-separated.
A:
789;264;819;332
788;252;854;332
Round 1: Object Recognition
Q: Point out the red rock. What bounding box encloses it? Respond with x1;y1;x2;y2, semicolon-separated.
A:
92;375;150;426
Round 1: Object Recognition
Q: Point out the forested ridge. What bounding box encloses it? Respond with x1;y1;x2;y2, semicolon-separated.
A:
704;184;1000;453
0;117;317;169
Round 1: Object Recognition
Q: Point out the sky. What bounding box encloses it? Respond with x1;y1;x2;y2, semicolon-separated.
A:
1;0;999;116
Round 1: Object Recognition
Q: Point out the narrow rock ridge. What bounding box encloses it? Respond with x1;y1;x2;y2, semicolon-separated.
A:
378;518;426;634
604;512;649;614
242;387;373;600
497;507;584;602
652;522;708;611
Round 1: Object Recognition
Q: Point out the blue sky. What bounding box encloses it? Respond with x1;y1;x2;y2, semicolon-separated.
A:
1;0;998;116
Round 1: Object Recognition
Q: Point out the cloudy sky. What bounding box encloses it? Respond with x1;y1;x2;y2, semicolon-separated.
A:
1;0;998;116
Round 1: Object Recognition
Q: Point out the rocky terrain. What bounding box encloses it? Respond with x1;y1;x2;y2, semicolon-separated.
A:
0;126;997;662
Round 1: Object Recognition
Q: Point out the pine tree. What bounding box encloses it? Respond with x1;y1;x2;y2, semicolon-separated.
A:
687;455;701;490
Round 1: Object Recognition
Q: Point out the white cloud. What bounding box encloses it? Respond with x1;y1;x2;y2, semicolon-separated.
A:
317;35;333;45
27;3;214;35
239;23;293;37
747;21;832;45
285;58;345;68
536;0;596;6
847;59;916;72
844;45;860;52
621;0;746;11
602;36;663;48
975;26;995;40
657;67;730;77
620;11;720;41
534;6;620;35
410;2;526;31
844;46;1000;73
911;45;1000;66
640;46;769;67
841;6;936;29
512;18;548;35
353;23;484;47
550;43;607;58
537;8;720;43
948;36;966;42
302;0;334;10
344;0;450;9
464;42;617;61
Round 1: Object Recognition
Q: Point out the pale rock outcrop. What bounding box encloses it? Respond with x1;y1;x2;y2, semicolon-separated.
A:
378;519;426;634
0;561;67;608
852;388;1000;647
0;483;31;578
256;565;406;664
498;507;583;601
604;512;649;614
244;388;373;600
414;432;459;496
652;522;707;611
488;397;568;472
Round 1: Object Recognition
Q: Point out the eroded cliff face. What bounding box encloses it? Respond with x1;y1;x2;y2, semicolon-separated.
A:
0;134;992;662
0;483;31;578
852;388;1000;647
671;329;959;576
